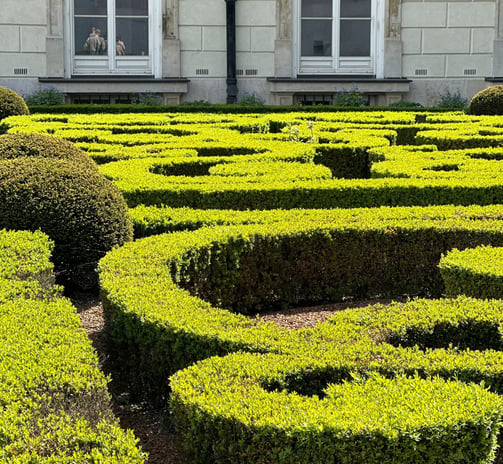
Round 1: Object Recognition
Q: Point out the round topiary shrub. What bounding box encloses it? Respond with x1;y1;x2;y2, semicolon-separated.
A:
0;157;133;288
0;133;96;168
468;85;503;115
0;87;29;121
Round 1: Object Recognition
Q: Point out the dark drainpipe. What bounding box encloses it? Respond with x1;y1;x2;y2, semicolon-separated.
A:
225;0;238;103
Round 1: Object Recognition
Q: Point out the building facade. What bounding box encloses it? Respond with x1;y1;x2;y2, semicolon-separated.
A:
0;0;501;106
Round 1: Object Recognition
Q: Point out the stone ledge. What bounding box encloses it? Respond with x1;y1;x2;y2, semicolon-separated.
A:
267;77;412;106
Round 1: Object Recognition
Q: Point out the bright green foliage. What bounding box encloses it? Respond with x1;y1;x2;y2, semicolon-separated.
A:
5;109;503;462
0;229;57;302
171;353;502;464
99;214;503;462
6;111;503;209
0;229;145;462
469;86;503;115
0;87;28;121
99;205;503;400
439;246;503;298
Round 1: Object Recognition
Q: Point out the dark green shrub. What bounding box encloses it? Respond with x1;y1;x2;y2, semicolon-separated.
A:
0;157;133;287
24;86;65;106
237;92;265;107
468;85;503;115
388;100;423;108
0;86;29;120
332;88;367;107
0;132;96;168
436;88;468;109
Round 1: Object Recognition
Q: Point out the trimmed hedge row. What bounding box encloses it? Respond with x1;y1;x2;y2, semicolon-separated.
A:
171;352;502;464
98;213;503;462
98;206;503;401
439;246;503;298
0;229;145;462
128;203;503;237
100;154;503;209
0;228;57;302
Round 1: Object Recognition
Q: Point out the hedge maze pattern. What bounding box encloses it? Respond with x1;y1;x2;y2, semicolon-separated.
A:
4;109;503;463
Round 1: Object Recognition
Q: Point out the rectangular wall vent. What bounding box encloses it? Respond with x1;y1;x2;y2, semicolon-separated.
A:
236;69;244;76
415;68;428;76
13;67;28;75
245;68;258;76
464;68;477;76
195;68;209;76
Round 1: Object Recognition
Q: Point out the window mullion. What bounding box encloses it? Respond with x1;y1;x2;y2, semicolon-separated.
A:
109;0;115;70
333;0;339;71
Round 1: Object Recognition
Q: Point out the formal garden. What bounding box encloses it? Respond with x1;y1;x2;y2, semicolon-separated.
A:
1;85;503;462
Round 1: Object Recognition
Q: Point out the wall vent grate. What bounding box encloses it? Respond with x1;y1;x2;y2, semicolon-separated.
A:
195;68;209;76
245;68;258;76
13;67;28;75
415;69;427;76
464;68;477;76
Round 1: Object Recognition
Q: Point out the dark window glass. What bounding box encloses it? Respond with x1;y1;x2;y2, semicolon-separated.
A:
75;18;108;55
116;18;149;55
340;0;371;17
301;0;332;17
340;19;371;56
116;0;148;16
75;0;107;15
301;19;332;56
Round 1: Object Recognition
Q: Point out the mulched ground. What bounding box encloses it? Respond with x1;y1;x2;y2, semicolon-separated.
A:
71;291;392;463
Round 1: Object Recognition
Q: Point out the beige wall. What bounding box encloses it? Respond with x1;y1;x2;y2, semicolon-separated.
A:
0;0;48;94
1;0;502;105
400;0;496;104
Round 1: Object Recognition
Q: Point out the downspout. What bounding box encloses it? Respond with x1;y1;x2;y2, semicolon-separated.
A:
225;0;238;103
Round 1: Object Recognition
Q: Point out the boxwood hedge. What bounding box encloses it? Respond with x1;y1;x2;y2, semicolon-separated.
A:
439;246;503;299
0;229;145;462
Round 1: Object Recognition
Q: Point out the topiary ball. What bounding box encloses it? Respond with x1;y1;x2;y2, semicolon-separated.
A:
467;85;503;115
0;133;96;168
0;157;133;288
0;87;29;121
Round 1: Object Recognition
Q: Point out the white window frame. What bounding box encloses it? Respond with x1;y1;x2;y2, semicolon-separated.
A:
293;0;384;77
64;0;162;77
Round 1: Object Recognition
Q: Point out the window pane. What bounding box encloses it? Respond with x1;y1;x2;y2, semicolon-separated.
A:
75;0;107;15
340;0;371;18
340;19;370;56
116;18;148;55
116;0;148;16
301;0;332;17
301;19;332;56
75;18;108;55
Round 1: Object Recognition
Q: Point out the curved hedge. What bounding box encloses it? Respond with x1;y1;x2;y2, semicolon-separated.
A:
6;109;503;462
171;353;502;464
99;206;503;395
98;211;503;462
439;246;503;298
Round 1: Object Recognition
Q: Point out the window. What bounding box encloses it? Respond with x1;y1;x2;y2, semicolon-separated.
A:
71;0;160;75
297;0;381;74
